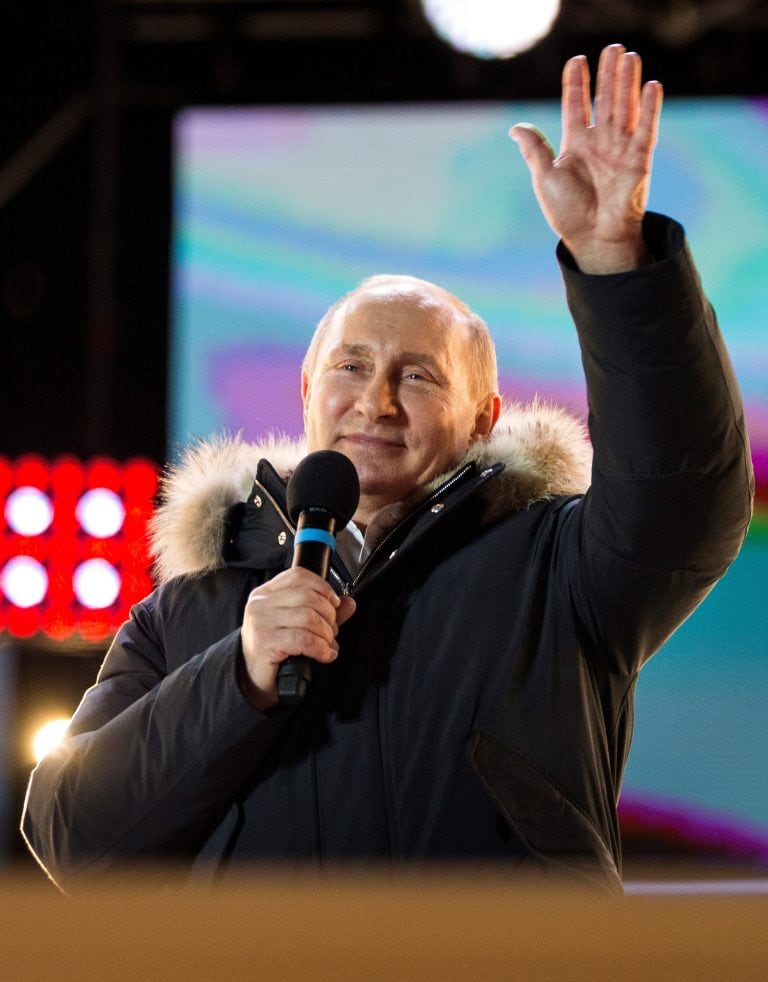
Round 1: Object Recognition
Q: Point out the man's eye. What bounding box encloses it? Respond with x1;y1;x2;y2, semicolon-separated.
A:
340;363;359;372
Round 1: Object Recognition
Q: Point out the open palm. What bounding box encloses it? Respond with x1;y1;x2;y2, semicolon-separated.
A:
511;45;663;274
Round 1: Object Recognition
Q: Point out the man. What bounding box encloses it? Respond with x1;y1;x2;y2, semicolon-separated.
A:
22;46;753;891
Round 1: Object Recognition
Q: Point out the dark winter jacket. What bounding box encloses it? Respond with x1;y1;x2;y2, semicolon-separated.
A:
22;215;753;892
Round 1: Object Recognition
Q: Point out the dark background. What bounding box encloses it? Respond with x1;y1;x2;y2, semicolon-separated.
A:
2;0;768;869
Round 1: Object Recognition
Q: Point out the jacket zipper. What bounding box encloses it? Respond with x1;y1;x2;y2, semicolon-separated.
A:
338;462;478;596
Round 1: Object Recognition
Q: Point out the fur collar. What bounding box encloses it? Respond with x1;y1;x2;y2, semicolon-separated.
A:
150;400;591;584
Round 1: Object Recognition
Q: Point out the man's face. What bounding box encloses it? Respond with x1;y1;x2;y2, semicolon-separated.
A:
302;291;495;519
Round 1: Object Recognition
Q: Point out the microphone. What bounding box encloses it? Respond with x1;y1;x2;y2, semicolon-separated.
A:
277;450;360;706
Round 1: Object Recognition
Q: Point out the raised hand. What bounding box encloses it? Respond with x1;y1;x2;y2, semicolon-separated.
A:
510;44;663;274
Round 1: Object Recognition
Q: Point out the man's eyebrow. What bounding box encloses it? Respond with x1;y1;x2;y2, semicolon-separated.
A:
328;343;371;359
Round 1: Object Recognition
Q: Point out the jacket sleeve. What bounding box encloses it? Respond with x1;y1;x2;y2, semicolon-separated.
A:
558;212;754;672
20;587;293;888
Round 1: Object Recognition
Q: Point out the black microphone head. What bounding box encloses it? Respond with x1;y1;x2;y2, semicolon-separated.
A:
286;450;360;526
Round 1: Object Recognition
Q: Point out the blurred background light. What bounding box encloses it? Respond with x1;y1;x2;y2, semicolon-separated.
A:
0;455;157;641
1;557;49;609
421;0;562;59
76;488;126;538
32;718;70;764
72;558;121;609
4;487;54;537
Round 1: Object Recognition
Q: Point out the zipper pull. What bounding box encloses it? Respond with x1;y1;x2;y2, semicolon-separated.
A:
329;566;352;596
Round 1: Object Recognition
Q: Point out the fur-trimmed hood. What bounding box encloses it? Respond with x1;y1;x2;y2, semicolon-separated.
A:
150;400;592;584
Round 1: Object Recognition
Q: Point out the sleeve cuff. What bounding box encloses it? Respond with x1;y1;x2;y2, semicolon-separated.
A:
556;212;687;274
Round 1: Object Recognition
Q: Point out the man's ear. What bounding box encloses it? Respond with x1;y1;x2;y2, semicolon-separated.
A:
470;393;502;443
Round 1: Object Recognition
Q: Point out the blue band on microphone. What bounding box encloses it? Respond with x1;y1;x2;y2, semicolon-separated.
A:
294;528;337;551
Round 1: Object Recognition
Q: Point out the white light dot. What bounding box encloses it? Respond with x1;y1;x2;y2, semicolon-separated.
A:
1;556;49;607
73;558;121;609
5;486;54;536
33;718;71;763
422;0;561;59
76;488;126;538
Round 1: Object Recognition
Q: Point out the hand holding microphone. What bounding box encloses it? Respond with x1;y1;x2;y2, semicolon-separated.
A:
240;451;359;709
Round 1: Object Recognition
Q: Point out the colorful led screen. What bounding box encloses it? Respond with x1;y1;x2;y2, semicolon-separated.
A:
171;101;767;868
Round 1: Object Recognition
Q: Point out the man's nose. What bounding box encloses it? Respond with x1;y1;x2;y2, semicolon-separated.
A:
356;373;398;419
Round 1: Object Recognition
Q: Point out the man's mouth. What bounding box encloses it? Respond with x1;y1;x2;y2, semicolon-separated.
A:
342;433;405;451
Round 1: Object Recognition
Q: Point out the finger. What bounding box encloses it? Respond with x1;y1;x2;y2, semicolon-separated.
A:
593;43;625;127
509;123;555;177
274;626;339;663
252;567;341;607
614;51;642;134
284;604;339;643
253;603;340;657
336;595;357;627
634;79;663;155
246;588;341;634
560;55;591;149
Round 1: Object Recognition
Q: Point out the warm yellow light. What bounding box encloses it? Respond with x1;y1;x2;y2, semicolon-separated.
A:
32;718;71;763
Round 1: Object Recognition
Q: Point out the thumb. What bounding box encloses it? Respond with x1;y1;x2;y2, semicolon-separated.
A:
509;123;555;177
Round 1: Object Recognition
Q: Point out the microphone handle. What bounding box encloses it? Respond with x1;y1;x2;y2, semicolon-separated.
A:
277;511;338;706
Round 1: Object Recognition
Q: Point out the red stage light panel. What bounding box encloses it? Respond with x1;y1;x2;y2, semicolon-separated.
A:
0;455;158;643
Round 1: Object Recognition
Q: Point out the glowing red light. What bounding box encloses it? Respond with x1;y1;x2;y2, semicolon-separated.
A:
123;570;154;602
6;605;40;639
47;566;74;604
87;458;122;493
48;530;81;568
14;454;50;490
1;454;158;644
14;538;48;563
79;609;113;643
50;457;86;499
42;604;76;641
0;457;13;498
124;459;158;501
